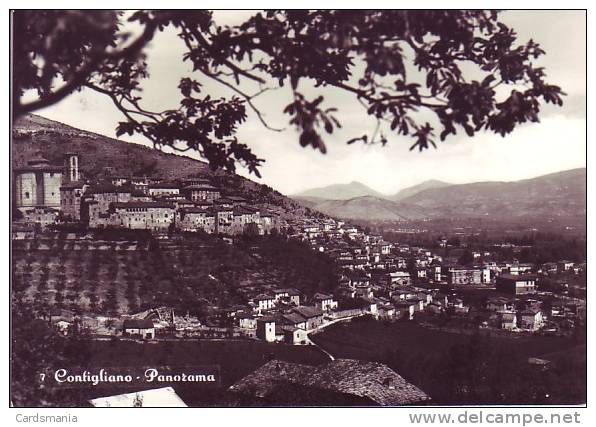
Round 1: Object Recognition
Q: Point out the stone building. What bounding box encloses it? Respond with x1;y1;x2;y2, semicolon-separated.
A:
60;181;86;221
110;201;175;231
496;274;537;295
182;184;221;202
256;316;276;342
148;182;180;197
215;207;234;234
14;154;63;212
177;207;216;233
83;184;134;227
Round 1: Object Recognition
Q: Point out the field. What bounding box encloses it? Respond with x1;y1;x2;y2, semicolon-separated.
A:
12;234;338;321
311;319;586;405
12;239;211;316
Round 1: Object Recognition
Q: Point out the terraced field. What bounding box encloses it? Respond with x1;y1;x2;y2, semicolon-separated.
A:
11;234;338;319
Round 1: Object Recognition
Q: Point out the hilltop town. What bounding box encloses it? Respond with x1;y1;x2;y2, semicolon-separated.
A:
12;148;586;350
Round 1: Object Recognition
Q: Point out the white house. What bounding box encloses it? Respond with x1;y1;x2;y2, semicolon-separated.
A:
312;293;338;311
122;319;155;339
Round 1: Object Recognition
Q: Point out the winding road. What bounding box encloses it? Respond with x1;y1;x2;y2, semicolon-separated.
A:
305;314;366;361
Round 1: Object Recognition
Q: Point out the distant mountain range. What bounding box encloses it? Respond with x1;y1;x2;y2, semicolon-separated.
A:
293;179;450;201
303;196;429;221
402;168;586;220
293;169;586;223
390;180;451;201
294;181;385;200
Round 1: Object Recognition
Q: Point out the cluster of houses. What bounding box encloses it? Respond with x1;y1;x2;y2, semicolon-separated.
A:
13;152;279;236
77;218;582;344
224;218;585;342
14;152;585;344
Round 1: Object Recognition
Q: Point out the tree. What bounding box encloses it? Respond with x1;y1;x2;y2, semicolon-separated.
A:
13;10;563;176
458;249;475;266
11;303;88;406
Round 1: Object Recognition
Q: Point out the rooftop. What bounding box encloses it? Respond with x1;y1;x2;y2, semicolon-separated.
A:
498;273;537;281
229;359;430;406
180;207;213;215
15;155;63;173
291;306;324;319
184;184;219;191
60;180;85;190
122;319;154;329
149;182;180;189
111;201;174;210
89;386;187;407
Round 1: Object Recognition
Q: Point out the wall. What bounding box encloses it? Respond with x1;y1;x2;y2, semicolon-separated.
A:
42;172;62;207
15;172;36;207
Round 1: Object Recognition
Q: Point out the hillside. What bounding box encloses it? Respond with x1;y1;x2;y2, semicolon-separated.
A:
293;181;385;200
304;196;429;221
401;168;586;220
11;235;339;318
390;180;451;201
12;114;312;220
12;114;211;179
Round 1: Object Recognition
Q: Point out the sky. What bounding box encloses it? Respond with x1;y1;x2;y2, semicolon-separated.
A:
32;10;586;196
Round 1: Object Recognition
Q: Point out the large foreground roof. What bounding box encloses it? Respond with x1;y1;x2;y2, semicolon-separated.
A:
229;358;430;406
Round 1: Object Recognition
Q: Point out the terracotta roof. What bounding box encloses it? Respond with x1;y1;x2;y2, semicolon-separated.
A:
214;206;234;213
130;190;149;198
233;206;255;215
122;319;154;329
180;207;212;215
60;181;85;190
89;183;132;194
112;201;174;209
14;162;63;173
215;197;234;204
498;273;537;281
149;182;180;189
519;308;541;316
282;312;307;325
291;306;323;319
184;184;219;191
313;293;334;301
229;359;430;405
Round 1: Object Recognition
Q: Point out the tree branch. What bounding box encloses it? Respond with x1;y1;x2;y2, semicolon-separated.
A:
188;27;265;84
15;19;158;117
198;69;284;132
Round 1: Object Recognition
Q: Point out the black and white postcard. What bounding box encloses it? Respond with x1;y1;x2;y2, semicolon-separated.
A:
8;7;588;419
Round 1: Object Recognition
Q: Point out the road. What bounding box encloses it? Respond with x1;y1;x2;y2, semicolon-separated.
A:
304;314;366;361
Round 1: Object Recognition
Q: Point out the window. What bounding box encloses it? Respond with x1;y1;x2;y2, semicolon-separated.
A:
24;191;30;199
